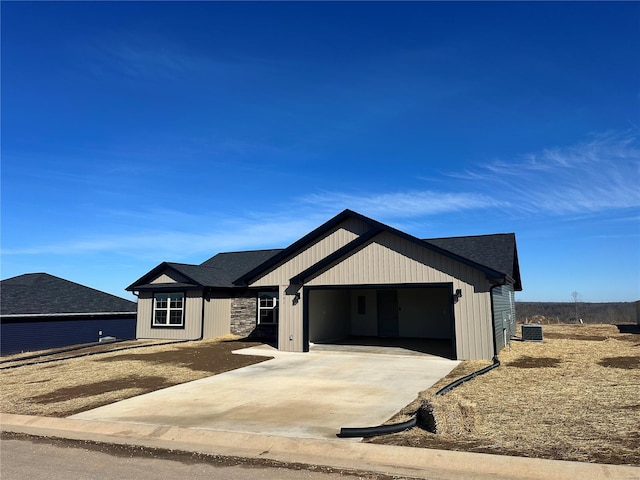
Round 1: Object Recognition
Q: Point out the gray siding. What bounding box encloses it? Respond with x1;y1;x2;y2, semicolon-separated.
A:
150;271;189;284
492;284;516;354
251;222;494;359
250;218;371;287
203;295;231;339
135;290;203;340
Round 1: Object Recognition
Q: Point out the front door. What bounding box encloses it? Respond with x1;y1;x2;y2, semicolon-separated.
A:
377;289;399;337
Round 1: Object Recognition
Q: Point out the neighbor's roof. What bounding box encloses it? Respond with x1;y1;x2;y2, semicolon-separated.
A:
1;273;137;317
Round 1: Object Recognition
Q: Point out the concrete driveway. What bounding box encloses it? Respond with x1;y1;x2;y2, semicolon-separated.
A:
71;346;459;440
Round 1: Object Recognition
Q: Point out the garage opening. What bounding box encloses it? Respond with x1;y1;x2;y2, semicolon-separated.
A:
304;285;456;359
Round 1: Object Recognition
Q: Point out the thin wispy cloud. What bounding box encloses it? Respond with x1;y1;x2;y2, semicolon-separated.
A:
89;37;225;81
2;216;319;262
300;190;507;220
86;33;284;85
1;190;500;261
450;130;640;215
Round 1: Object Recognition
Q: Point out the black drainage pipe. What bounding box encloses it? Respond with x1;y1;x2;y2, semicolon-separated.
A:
336;416;417;438
435;356;500;396
337;356;500;438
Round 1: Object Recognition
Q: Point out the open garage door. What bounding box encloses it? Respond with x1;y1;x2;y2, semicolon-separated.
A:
304;285;456;359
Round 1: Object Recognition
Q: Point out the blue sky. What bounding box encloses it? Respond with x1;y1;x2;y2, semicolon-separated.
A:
2;2;639;302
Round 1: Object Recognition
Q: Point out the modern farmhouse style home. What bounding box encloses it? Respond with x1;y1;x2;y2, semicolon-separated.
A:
127;210;522;360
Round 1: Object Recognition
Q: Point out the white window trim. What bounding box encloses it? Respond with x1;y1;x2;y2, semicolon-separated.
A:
152;292;185;328
257;292;278;325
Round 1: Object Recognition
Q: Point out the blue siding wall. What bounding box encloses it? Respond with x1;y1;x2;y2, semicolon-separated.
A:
1;316;136;355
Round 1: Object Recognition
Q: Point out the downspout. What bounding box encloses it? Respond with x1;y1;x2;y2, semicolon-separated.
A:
197;288;207;340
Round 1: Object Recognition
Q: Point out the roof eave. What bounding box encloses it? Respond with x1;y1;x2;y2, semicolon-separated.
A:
235;209;511;286
1;311;137;319
126;262;203;291
129;283;203;292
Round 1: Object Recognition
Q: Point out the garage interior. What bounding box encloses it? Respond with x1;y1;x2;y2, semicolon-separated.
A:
305;285;456;359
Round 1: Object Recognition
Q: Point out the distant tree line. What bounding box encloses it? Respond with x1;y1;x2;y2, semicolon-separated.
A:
515;301;639;324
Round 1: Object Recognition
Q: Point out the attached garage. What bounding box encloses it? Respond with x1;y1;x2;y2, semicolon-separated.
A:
305;285;455;357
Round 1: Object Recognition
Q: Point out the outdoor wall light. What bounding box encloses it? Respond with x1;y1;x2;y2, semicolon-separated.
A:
453;289;463;302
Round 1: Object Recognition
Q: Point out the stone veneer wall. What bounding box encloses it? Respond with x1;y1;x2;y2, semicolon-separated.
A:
230;293;257;337
229;292;278;340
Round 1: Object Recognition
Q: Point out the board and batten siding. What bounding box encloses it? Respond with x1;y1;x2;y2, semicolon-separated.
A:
203;295;231;339
492;284;516;353
150;271;189;284
135;290;203;340
250;218;371;288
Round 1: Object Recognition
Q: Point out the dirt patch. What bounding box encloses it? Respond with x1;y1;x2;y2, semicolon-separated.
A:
0;338;271;417
369;324;640;466
96;340;267;374
598;356;640;370
506;356;562;368
31;375;175;403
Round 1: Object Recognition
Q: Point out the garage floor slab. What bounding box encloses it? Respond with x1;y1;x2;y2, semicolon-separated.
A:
71;349;459;440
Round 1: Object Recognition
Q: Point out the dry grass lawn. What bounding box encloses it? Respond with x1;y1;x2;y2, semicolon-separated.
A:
0;337;269;417
369;324;640;466
1;325;638;466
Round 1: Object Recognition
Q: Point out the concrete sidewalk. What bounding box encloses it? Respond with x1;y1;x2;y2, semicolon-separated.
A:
1;413;636;480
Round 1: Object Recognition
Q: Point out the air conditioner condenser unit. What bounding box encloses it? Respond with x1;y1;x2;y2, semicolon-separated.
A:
521;324;544;342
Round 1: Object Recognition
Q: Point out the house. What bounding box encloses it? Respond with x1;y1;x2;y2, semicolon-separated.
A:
1;273;137;355
127;210;521;360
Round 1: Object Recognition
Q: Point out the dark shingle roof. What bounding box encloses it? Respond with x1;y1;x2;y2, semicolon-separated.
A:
1;273;137;316
199;249;283;287
425;233;520;286
127;249;283;291
127;211;521;292
234;210;521;289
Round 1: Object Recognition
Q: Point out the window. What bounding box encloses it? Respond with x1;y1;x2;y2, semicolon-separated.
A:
257;292;278;324
153;293;184;327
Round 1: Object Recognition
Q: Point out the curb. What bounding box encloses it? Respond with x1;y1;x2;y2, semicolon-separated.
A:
1;413;637;480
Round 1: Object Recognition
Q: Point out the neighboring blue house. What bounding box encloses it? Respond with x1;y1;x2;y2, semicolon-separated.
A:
1;273;137;355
